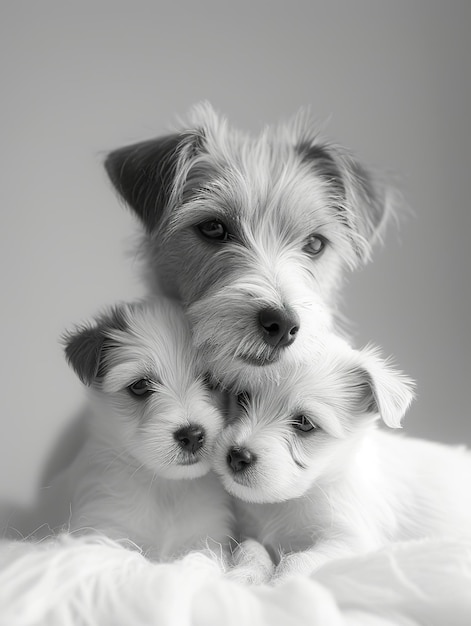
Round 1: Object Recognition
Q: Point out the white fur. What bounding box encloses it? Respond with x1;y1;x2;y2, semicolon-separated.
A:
106;103;392;389
188;270;333;391
213;337;471;582
155;124;345;390
1;534;471;626
25;298;233;561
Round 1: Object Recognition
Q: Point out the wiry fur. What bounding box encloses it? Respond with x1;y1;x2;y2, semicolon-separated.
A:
213;338;471;583
37;298;233;561
105;103;392;389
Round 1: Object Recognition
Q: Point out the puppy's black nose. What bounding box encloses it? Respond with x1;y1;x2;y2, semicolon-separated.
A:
227;447;255;472
258;307;300;348
174;425;205;454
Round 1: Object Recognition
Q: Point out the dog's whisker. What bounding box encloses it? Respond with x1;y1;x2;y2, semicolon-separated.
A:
102;448;130;473
128;462;145;480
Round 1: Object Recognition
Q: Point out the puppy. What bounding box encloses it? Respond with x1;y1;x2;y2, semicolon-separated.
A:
104;103;392;389
44;297;232;561
213;337;471;583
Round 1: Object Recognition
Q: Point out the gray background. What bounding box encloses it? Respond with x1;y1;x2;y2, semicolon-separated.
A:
1;2;469;505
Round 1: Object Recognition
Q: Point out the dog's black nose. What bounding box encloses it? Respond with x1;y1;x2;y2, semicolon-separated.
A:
258;307;300;348
174;425;205;454
227;447;255;472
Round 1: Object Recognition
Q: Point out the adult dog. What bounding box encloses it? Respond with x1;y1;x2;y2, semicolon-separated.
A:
105;103;391;389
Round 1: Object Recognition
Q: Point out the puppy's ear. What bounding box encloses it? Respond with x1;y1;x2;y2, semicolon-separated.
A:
346;347;415;428
298;142;389;264
104;131;204;233
63;306;129;386
63;326;108;385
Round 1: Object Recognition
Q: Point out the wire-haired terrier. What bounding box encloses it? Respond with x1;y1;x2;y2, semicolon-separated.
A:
105;103;392;389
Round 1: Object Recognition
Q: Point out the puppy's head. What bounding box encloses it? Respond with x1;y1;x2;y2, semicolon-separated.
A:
105;103;392;388
212;338;415;502
63;298;224;480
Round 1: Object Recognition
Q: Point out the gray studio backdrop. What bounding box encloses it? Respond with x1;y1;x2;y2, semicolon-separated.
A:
1;1;470;505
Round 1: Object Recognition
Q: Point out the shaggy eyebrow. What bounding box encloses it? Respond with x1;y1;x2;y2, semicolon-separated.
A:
102;361;158;393
167;202;243;238
289;408;319;425
292;403;346;439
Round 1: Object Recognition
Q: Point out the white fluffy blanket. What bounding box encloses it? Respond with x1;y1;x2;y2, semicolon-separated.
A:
1;534;470;626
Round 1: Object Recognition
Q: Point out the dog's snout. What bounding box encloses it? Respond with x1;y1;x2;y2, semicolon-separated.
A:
258;307;300;348
227;447;255;472
174;425;205;454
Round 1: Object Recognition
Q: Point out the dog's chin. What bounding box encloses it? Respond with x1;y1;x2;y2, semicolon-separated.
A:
218;472;276;504
161;459;211;480
238;350;281;367
205;351;289;391
219;466;306;503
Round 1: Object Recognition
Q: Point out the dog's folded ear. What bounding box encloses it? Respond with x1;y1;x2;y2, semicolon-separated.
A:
298;142;390;264
345;347;415;428
104;132;204;233
63;307;129;386
63;326;108;385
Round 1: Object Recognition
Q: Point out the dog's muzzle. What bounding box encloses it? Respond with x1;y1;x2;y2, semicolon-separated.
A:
258;306;299;349
227;446;256;473
174;425;205;455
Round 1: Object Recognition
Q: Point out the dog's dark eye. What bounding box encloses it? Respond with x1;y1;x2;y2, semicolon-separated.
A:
303;234;327;257
197;219;230;242
292;414;318;433
128;379;154;397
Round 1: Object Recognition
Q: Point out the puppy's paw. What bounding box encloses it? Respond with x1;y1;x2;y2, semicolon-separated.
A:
227;539;274;585
271;552;317;586
226;564;266;585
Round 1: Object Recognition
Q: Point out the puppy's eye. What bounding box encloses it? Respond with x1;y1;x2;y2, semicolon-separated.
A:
197;219;230;242
303;234;327;257
128;379;154;398
292;414;319;433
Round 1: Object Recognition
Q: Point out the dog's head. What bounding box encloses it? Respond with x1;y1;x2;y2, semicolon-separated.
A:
212;337;415;503
105;103;392;388
63;298;224;479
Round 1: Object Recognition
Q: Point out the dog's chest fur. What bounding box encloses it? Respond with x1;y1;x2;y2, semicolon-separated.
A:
233;495;321;558
66;440;232;560
233;431;471;562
